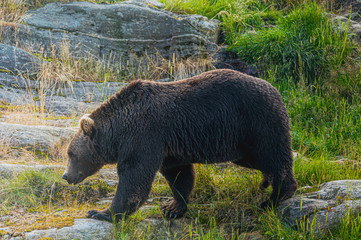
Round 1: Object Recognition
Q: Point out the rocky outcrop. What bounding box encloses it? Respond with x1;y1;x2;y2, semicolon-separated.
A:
0;122;76;151
0;44;43;76
3;0;219;65
278;180;361;234
0;70;125;116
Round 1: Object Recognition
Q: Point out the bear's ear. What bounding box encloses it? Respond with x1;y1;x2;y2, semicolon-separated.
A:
80;114;95;138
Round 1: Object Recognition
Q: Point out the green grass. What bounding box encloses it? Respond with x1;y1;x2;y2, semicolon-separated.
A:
233;2;354;83
160;0;278;44
2;159;361;239
271;77;361;160
160;0;356;85
0;169;115;215
259;206;361;239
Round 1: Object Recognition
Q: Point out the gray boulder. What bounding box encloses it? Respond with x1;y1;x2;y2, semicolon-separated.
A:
0;44;43;76
0;122;76;151
4;1;219;65
278;180;361;234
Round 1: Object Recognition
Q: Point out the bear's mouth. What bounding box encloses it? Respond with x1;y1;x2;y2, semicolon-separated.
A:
75;173;85;184
70;173;85;185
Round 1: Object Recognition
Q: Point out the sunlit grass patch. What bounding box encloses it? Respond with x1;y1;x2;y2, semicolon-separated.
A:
294;156;361;187
160;0;277;44
233;2;354;83
281;81;361;159
0;169;115;215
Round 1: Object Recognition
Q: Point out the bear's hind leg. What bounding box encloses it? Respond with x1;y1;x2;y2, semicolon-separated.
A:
160;164;195;218
261;170;297;209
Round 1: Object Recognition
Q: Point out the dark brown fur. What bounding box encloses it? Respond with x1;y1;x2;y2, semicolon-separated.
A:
63;69;297;222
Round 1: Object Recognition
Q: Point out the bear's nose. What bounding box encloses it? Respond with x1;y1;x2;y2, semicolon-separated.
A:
62;173;68;180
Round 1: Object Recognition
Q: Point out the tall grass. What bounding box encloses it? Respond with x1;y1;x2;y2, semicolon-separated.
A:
267;76;361;159
0;0;27;23
160;0;277;44
0;0;27;41
233;2;354;83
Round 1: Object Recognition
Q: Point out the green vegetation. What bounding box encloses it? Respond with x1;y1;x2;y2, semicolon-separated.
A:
0;169;115;214
2;161;361;239
234;2;353;82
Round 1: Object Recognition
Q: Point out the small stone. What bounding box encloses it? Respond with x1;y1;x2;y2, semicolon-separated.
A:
0;163;65;179
333;158;360;169
55;209;68;214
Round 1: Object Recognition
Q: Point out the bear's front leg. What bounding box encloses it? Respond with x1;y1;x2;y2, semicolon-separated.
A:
87;158;159;222
160;164;195;218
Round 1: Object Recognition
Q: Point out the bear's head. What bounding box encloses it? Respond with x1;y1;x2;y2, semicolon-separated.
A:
62;114;104;184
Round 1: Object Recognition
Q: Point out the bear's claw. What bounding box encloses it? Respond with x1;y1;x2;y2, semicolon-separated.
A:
161;200;187;219
87;210;113;222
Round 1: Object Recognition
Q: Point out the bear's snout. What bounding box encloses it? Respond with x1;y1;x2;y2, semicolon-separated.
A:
62;172;73;184
62;170;85;185
62;173;68;180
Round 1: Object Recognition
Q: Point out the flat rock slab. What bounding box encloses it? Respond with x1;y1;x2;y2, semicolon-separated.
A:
278;180;361;234
22;218;114;240
0;122;77;151
1;217;192;240
4;0;219;65
0;44;43;76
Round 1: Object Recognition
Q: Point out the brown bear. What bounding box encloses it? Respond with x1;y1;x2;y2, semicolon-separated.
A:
62;69;297;222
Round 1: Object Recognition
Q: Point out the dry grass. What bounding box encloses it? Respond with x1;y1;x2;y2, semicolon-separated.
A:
126;52;216;82
0;133;13;159
0;42;216;123
0;0;27;23
34;41;216;85
0;0;27;40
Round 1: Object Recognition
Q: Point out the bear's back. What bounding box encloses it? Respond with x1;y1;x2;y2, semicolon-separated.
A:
150;69;288;163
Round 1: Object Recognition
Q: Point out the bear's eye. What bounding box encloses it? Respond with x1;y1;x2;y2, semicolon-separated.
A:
68;151;75;158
